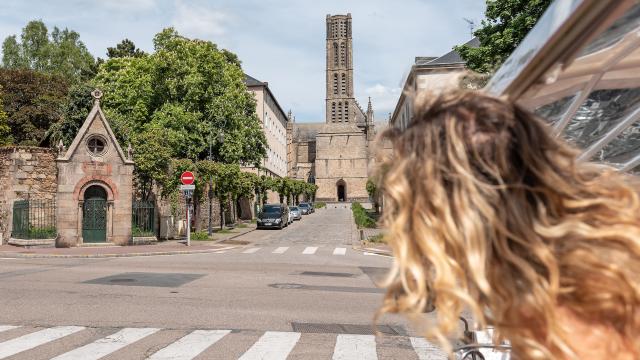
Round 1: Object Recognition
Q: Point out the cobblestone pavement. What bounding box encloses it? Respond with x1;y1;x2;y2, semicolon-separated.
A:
233;207;355;247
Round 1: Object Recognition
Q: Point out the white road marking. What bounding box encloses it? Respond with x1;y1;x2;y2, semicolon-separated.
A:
410;337;447;360
242;248;261;254
0;325;19;333
333;334;377;360
302;247;318;255
0;326;85;359
148;329;231;360
272;247;289;254
238;331;301;360
51;327;159;360
333;247;347;255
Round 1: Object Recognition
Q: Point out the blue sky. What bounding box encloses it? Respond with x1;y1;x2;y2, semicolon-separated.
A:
0;0;485;123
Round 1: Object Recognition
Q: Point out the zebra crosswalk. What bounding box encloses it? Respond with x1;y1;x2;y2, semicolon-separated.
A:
215;245;388;258
0;324;448;360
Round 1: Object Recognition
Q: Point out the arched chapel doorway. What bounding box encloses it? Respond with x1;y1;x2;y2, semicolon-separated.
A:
336;179;347;202
82;185;107;243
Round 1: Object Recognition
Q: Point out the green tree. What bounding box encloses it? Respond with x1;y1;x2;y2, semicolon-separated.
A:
46;82;95;146
107;39;146;59
2;20;96;82
455;0;552;73
96;28;267;196
0;85;10;145
0;68;68;145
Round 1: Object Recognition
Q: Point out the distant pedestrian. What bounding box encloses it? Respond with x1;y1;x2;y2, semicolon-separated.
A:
377;90;640;359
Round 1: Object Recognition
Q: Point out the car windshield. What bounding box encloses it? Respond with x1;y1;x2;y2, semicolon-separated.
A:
299;204;309;208
290;207;299;211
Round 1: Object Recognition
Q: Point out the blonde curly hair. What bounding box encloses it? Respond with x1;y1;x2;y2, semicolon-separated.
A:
378;90;640;359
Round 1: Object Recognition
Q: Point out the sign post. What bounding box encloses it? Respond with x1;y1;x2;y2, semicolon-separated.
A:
180;171;196;246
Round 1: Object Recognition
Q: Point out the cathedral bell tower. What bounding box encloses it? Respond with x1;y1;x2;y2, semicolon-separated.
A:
325;14;356;124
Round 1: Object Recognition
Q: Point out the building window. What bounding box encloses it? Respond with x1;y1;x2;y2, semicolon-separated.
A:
340;43;346;67
345;103;349;122
333;42;338;67
331;102;336;122
333;73;338;95
341;73;346;95
86;135;107;156
337;101;343;122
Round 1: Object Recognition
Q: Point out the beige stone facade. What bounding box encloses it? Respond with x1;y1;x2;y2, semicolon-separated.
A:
390;38;478;130
288;14;376;203
55;92;135;246
244;75;288;205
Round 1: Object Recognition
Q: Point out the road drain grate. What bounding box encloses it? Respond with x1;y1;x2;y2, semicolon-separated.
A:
291;322;400;335
299;271;355;278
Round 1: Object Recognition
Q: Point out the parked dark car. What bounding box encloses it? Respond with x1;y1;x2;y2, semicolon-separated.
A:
257;204;289;229
289;206;302;220
298;203;311;215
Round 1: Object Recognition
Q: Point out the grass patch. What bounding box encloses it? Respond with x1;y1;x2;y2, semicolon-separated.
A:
250;219;257;224
190;231;212;241
351;202;377;229
217;229;233;234
236;223;248;228
314;202;326;209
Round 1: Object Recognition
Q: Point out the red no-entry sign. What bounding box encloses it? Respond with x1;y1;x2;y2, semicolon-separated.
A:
180;171;195;185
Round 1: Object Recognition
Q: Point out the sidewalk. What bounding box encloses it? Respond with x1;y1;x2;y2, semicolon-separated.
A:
0;224;256;258
349;212;393;257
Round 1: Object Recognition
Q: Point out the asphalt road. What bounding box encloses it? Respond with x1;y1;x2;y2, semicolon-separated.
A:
0;207;447;359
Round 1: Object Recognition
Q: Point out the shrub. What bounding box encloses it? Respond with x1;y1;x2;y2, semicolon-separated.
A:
351;202;376;229
367;233;386;243
190;231;210;240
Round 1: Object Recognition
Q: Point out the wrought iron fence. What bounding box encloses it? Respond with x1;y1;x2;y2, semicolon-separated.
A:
132;200;155;237
12;199;57;239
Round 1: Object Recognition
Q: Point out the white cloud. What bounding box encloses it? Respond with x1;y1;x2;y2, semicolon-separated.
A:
364;84;402;120
100;0;157;12
171;0;227;39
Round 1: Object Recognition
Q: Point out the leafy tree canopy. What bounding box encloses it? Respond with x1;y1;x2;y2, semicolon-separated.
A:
0;68;69;145
95;28;267;195
1;20;96;82
107;39;146;59
0;85;10;145
456;0;552;73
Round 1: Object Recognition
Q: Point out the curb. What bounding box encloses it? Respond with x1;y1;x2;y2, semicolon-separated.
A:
0;246;238;259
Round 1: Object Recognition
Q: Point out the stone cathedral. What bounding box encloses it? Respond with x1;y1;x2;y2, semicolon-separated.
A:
287;14;376;202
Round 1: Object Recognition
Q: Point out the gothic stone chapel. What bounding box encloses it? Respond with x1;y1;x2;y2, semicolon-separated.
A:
0;90;140;247
56;90;135;246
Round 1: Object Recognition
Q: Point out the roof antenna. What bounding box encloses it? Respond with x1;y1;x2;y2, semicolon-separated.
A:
463;18;475;38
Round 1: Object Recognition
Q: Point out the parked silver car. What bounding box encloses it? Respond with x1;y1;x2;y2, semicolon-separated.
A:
289;206;302;221
298;203;311;215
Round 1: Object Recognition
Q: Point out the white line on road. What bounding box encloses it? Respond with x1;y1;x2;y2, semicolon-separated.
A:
333;247;347;255
51;327;159;360
242;248;261;254
148;329;231;360
238;331;301;360
410;337;448;360
0;325;19;333
272;247;289;254
302;247;318;255
0;326;85;359
333;334;377;360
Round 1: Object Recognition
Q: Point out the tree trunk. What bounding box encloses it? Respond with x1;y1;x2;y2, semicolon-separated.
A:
219;200;225;230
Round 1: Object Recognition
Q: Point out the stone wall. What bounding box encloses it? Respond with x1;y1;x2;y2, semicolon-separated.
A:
0;146;58;243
